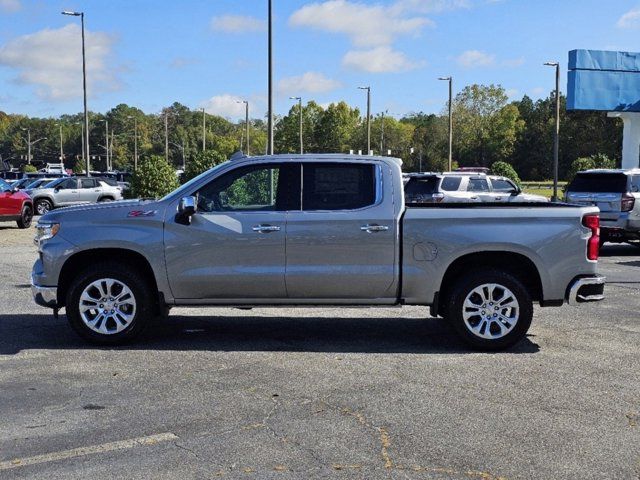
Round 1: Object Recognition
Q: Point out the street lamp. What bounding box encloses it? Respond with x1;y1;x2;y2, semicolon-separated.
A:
544;61;560;202
127;116;138;171
358;86;371;155
56;123;64;162
20;128;47;164
236;100;249;155
267;0;273;155
438;76;453;171
201;108;206;152
61;10;90;176
289;96;303;154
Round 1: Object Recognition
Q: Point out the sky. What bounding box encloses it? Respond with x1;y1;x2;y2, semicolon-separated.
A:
0;0;639;120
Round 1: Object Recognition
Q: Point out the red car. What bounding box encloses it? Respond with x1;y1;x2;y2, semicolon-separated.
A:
0;178;33;229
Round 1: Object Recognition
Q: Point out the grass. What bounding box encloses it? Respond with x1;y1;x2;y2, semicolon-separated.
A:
521;181;567;200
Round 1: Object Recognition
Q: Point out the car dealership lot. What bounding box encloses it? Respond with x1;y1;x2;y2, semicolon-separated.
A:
0;225;638;479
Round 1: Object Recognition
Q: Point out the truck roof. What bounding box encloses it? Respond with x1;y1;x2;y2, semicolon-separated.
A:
232;152;403;166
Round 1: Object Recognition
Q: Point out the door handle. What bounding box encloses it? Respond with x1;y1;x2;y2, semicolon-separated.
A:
252;224;281;233
360;224;389;233
469;196;479;200
495;196;502;200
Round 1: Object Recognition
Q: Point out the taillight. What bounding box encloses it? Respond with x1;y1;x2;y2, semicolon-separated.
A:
621;193;635;212
582;213;600;261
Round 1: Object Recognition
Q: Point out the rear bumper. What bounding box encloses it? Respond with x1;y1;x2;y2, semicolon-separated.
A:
31;275;58;308
567;275;605;306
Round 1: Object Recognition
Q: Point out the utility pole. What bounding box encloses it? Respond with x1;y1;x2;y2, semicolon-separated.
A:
267;0;274;155
380;110;388;155
164;112;169;163
237;100;250;155
128;116;138;170
100;119;109;171
438;76;453;171
545;61;560;202
358;86;371;154
201;108;206;151
289;96;303;154
59;124;64;162
21;128;47;164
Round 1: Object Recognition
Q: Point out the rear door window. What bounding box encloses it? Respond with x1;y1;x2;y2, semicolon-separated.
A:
568;173;628;193
302;163;375;210
467;178;490;192
440;176;462;191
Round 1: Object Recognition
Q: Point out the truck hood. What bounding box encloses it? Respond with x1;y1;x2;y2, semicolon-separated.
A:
39;198;165;223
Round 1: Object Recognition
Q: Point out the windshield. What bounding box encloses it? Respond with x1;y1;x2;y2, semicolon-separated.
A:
0;178;12;191
161;161;231;201
568;173;628;193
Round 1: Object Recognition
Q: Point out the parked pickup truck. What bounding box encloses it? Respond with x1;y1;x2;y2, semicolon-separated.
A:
31;154;605;350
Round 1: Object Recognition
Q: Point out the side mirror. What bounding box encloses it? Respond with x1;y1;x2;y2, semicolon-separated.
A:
510;188;520;196
176;196;197;225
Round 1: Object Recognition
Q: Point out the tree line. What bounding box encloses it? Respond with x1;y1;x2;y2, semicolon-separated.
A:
0;84;622;181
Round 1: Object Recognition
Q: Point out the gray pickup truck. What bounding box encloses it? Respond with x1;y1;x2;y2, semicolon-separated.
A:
31;154;605;350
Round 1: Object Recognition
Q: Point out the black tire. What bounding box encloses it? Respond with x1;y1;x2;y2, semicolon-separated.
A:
16;204;33;229
35;198;53;216
443;269;533;351
66;262;154;345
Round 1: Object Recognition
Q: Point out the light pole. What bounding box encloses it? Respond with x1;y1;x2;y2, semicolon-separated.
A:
438;76;453;171
358;86;371;154
289;96;303;154
127;116;138;171
57;124;64;162
201;108;206;151
544;61;560;202
99;119;109;171
164;112;169;163
62;10;90;176
21;128;47;164
267;0;273;155
237;100;249;155
380;109;389;155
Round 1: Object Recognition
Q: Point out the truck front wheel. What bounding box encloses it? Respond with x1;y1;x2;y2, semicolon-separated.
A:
445;269;533;351
65;262;153;345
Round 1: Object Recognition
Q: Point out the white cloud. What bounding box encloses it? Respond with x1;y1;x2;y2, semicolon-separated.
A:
0;0;21;13
455;50;496;68
0;24;117;101
210;14;266;33
617;7;640;28
393;0;470;14
342;46;423;73
530;87;545;96
200;94;251;119
289;0;433;48
502;56;525;67
505;88;519;99
277;72;341;94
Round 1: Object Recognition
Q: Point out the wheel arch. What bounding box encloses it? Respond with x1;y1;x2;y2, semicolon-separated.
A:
438;251;543;309
58;248;159;308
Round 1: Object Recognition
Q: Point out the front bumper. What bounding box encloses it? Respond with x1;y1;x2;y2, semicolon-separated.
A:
31;275;58;308
567;275;605;306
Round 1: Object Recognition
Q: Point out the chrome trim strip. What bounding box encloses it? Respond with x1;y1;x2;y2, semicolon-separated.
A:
568;275;605;306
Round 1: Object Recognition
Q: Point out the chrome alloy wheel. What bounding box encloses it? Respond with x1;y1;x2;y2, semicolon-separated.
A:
462;283;519;340
79;278;137;335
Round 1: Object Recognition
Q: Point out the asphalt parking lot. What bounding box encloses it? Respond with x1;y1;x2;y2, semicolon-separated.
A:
0;224;638;480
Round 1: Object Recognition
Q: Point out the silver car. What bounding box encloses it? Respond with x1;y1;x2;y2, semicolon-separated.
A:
32;176;123;215
404;172;548;203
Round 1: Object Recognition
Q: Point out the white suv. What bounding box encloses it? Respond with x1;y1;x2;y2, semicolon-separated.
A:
32;176;123;215
404;173;548;204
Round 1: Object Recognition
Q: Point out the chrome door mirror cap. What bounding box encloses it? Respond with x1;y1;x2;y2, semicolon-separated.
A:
176;196;197;225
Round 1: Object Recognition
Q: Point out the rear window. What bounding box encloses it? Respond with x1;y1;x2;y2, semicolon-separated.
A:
404;177;438;196
440;176;462;191
568;173;628;193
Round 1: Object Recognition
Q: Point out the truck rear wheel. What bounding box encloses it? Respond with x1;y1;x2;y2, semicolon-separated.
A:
65;262;153;345
444;269;533;351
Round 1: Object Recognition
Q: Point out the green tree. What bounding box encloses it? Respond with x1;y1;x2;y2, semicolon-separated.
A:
130;155;179;198
452;84;524;167
565;154;615;186
22;164;37;173
401;113;448;172
183;150;226;183
315;102;360;153
491;161;521;187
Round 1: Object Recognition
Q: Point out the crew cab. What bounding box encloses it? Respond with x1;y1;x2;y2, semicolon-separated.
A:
0;178;33;229
31;154;604;350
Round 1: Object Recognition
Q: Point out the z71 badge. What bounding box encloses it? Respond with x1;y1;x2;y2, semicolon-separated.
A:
127;210;158;218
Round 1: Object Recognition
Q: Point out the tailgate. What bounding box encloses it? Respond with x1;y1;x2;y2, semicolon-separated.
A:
565;192;622;219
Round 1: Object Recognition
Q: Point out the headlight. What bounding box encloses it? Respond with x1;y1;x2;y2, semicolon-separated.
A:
34;222;60;248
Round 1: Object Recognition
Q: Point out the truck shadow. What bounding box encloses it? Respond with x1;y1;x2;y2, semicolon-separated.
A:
0;313;540;355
